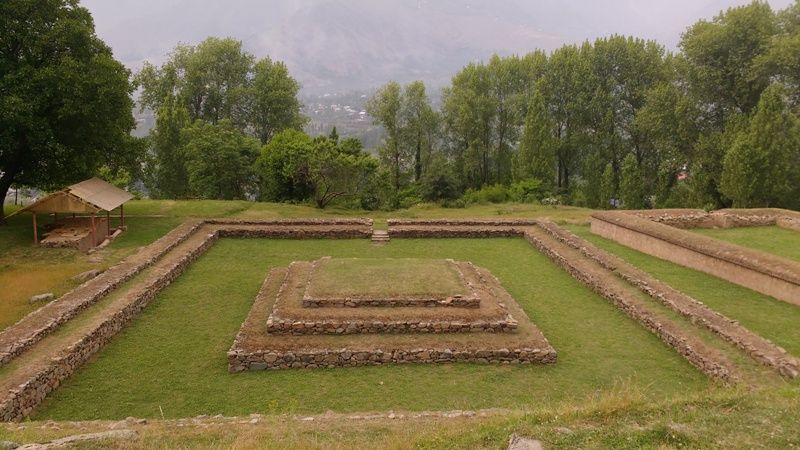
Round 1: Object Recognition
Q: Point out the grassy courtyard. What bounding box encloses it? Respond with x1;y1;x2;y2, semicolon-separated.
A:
35;237;708;420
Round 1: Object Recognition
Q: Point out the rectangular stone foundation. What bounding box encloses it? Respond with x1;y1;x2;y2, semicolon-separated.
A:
229;265;556;371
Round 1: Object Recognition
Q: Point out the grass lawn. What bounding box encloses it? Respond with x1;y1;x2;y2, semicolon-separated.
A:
692;225;800;262
567;225;800;357
308;258;465;298
35;237;707;420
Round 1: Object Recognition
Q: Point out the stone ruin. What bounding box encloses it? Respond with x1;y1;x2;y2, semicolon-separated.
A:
228;257;557;371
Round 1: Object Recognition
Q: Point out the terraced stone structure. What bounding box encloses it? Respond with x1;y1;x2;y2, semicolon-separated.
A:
228;257;556;371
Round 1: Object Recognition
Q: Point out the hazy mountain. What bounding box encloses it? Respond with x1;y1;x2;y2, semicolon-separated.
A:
83;0;793;94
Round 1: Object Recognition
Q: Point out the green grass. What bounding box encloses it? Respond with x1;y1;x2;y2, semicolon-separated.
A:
692;225;800;262
309;258;465;297
567;225;800;357
35;238;707;420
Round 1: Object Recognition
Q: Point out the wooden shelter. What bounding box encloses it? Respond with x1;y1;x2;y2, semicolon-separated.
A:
13;178;133;250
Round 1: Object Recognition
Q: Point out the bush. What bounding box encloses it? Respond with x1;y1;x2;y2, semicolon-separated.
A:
463;184;508;204
508;178;546;203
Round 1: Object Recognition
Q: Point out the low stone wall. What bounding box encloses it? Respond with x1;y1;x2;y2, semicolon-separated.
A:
388;226;524;238
228;346;556;371
0;231;219;422
523;228;736;382
302;296;481;308
591;211;800;306
388;219;538;226
629;208;800;230
535;220;799;379
218;226;371;239
0;219;205;367
265;316;518;335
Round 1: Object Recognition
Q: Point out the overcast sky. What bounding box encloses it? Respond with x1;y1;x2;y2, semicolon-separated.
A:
80;0;795;93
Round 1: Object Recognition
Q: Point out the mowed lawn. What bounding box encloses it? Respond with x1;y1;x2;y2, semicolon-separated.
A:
567;225;800;357
692;225;800;262
35;238;707;420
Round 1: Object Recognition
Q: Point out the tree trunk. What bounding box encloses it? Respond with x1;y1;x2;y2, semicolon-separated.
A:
415;132;422;181
0;171;16;223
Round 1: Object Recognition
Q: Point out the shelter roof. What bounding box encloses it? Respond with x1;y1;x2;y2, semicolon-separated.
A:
14;178;133;215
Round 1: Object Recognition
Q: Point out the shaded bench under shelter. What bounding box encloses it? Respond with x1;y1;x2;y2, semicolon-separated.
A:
12;177;133;251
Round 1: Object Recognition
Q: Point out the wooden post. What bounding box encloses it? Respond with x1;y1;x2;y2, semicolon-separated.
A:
120;204;124;228
32;213;38;244
106;210;110;235
90;213;96;246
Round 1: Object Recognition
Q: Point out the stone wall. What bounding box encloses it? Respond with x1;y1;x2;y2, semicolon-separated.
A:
0;219;205;367
302;296;481;308
535;220;799;379
629;208;800;230
591;212;800;306
0;230;219;422
228;346;556;371
522;228;736;382
265;316;518;335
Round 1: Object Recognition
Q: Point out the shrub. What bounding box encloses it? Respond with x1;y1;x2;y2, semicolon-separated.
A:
508;178;545;203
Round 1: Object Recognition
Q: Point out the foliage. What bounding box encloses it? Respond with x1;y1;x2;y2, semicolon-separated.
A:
619;153;645;209
599;163;616;209
508;179;546;203
255;131;378;208
417;155;460;201
720;84;800;207
181;120;260;200
0;0;137;220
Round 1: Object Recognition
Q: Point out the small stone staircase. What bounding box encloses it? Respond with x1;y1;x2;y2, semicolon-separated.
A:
371;230;390;244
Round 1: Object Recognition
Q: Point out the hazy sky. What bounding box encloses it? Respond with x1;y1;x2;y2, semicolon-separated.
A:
81;0;795;93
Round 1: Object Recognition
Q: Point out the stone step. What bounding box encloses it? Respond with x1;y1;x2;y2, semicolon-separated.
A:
371;230;390;243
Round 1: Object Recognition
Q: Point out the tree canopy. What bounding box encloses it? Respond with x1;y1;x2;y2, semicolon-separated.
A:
0;0;137;220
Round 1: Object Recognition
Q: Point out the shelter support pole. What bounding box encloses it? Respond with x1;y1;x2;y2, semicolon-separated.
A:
32;213;38;244
106;210;110;235
91;213;96;246
120;204;124;228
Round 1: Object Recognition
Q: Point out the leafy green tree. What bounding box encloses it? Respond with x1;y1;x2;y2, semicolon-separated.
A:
0;0;137;220
137;38;304;141
681;1;777;121
146;95;191;198
599;163;616;209
720;84;800;207
418;155;460;202
514;90;555;186
243;58;307;144
181;120;260;200
400;81;438;181
306;138;378;209
619;153;645;209
255;129;314;202
366;81;406;193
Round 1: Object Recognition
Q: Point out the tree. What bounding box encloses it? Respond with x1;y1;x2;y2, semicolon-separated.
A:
0;0;136;220
181;120;260;200
145;95;191;198
307;139;378;209
366;82;406;193
514;89;555;185
400;81;438;181
243;58;306;144
599;163;616;209
136;38;305;142
418;155;460;202
680;1;777;122
255;129;314;202
720;84;800;207
619;153;645;209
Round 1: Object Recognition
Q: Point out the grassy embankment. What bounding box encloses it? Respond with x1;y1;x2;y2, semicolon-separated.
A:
692;225;800;262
